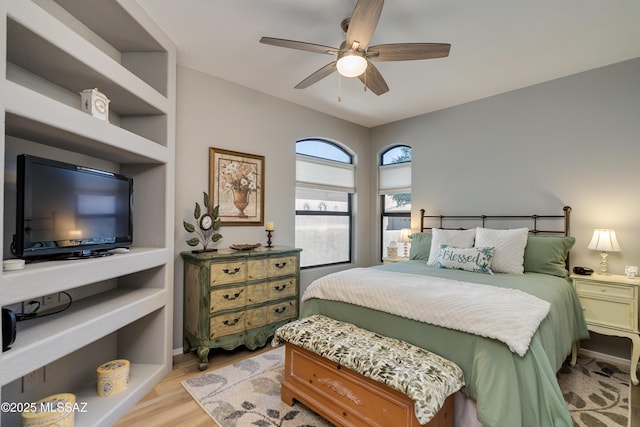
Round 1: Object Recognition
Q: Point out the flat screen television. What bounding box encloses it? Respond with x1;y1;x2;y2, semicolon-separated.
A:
14;154;133;259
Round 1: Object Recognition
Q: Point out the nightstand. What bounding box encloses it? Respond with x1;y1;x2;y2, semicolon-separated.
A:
571;273;640;385
382;257;409;264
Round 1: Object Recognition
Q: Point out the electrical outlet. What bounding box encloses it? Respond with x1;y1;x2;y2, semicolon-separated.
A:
42;293;60;309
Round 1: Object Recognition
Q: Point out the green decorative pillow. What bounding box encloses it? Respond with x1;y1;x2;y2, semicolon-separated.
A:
409;232;432;261
436;245;495;274
523;235;575;277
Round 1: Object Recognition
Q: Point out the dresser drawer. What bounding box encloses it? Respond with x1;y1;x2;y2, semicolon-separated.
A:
248;258;268;280
268;278;297;300
210;285;246;312
575;280;634;300
210;311;246;338
210;261;247;286
267;300;298;323
246;282;269;305
579;295;636;331
245;306;268;329
268;256;297;277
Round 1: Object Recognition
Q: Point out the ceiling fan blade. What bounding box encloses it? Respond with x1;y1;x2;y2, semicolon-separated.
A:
357;61;389;95
367;43;451;61
295;61;337;89
346;0;384;49
260;37;339;55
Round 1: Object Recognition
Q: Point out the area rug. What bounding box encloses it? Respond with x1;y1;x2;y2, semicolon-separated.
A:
558;353;630;427
182;346;332;426
183;347;630;427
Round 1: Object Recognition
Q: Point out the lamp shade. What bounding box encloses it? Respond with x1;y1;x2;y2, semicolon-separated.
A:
399;228;411;243
587;229;621;252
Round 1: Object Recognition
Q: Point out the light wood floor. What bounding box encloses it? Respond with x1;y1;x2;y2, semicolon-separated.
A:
117;348;640;427
114;347;271;427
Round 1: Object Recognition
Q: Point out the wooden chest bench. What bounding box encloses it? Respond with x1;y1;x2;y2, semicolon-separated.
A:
282;342;454;427
273;315;464;427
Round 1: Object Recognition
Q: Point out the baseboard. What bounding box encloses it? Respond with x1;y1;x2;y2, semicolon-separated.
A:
173;347;184;356
578;347;631;367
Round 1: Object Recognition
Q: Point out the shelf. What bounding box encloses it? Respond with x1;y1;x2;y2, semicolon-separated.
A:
46;0;169;96
51;0;164;52
0;287;167;384
0;248;169;304
71;363;168;427
6;16;167;117
0;1;174;424
4;83;169;164
0;362;167;427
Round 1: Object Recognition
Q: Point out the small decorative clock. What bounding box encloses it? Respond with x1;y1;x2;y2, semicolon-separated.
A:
80;87;110;122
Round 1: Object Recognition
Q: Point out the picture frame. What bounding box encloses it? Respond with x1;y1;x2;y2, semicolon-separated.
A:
209;148;264;226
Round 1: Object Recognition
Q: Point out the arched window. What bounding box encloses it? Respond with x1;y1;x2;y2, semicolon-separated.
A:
379;145;412;260
295;139;354;268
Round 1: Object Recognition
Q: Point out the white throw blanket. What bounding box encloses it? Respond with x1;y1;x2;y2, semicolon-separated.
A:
302;268;551;357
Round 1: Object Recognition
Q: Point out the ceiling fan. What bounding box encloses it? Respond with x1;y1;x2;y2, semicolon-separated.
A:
259;0;451;95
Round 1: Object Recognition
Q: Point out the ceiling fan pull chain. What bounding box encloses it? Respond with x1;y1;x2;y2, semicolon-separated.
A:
338;73;342;103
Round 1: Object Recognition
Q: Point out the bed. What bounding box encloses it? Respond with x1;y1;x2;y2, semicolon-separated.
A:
299;206;589;427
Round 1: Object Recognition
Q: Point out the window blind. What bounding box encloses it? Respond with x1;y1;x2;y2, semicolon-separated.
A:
379;162;411;194
296;154;355;193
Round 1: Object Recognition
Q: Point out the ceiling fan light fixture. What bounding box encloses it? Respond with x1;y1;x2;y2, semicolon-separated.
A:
336;51;367;77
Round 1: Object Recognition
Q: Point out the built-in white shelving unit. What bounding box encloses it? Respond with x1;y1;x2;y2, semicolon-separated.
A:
0;0;175;425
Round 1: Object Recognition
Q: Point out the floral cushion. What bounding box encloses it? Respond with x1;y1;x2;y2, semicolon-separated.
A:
272;315;465;425
436;244;495;274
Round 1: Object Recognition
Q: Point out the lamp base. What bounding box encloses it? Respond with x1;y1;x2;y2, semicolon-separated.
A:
598;251;610;275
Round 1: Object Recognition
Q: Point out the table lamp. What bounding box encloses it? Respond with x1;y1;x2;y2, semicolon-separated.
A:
399;228;411;258
588;229;621;274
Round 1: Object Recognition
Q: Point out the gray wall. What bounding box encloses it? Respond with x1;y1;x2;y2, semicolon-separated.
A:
173;66;371;350
174;58;640;358
370;58;640;357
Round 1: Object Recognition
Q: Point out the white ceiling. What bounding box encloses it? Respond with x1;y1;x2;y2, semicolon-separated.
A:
136;0;640;128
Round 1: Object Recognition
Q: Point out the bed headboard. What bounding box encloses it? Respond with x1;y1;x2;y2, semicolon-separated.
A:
420;206;572;236
419;206;572;271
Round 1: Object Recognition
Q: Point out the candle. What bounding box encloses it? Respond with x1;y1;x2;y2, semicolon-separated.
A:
265;221;274;231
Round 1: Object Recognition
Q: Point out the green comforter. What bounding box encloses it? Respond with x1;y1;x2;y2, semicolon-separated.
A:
300;261;589;427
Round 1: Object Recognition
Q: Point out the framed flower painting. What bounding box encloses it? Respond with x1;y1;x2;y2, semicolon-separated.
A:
209;148;264;226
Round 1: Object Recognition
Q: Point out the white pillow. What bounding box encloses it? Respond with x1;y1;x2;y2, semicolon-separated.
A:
427;228;476;266
475;227;529;274
436;245;495;274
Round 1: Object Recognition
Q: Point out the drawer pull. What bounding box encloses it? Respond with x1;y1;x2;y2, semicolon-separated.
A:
223;290;244;300
274;262;287;269
274;284;288;292
223;267;241;275
600;288;606;292
223;318;241;326
274;306;287;314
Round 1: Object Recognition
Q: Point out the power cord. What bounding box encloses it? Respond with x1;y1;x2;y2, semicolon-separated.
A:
15;291;73;321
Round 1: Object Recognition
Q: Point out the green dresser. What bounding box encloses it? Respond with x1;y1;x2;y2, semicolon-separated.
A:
182;246;302;370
